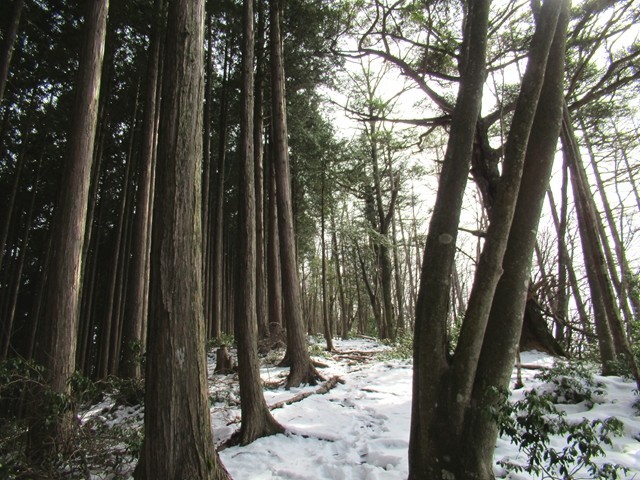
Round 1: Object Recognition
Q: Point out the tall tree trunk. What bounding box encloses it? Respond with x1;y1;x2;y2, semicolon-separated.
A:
411;0;567;477
391;214;405;335
202;12;214;334
465;4;569;477
211;43;230;340
97;89;139;379
553;156;569;343
409;0;491;476
267;149;283;329
270;0;321;388
563;104;640;386
0;0;24;105
331;215;348;339
120;0;164;379
234;0;284;445
135;0;229;477
581;118;639;323
27;0;109;462
254;0;269;340
1;157;41;360
547;188;591;336
320;158;334;351
0;127;27;276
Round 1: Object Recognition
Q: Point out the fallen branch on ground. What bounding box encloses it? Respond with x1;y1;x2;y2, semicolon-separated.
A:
269;376;345;410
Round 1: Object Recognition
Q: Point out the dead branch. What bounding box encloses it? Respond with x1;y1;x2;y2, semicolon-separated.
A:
269;376;345;411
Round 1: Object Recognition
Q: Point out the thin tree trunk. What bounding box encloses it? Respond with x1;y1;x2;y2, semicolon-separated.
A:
566;137;617;372
270;0;321;388
254;0;269;340
320;159;334;351
211;43;230;341
581;118;639;323
0;0;24;105
1;157;41;360
547;188;591;335
0;124;29;275
120;0;164;379
553;156;569;343
97;88;139;379
331;215;348;339
266;147;283;332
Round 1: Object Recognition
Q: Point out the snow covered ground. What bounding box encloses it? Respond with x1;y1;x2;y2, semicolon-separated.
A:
215;338;640;479
85;337;640;479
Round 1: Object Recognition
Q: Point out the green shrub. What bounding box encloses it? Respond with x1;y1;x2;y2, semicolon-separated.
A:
207;333;236;351
495;389;626;479
380;333;413;360
535;362;605;407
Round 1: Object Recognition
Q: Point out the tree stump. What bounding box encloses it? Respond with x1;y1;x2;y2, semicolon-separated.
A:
215;345;234;374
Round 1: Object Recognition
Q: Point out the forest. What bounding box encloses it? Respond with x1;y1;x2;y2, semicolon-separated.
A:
0;0;639;478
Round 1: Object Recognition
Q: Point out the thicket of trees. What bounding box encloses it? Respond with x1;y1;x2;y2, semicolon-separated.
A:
0;0;638;478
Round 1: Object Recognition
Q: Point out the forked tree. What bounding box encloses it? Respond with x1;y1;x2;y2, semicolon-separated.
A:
410;0;569;478
134;0;229;478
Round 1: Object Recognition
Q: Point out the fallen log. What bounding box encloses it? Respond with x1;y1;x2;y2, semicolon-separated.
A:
269;376;345;410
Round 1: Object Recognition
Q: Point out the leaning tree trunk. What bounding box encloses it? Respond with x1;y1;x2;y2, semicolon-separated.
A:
581;119;639;323
409;0;491;476
270;0;321;388
465;4;569;477
27;0;108;464
410;0;566;478
563;104;640;386
135;0;229;478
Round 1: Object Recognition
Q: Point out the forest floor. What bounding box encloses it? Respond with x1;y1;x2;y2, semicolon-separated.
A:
83;337;640;479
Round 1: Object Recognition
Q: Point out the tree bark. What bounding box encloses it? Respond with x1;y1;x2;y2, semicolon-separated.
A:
270;0;321;388
234;0;284;445
320;157;334;351
411;0;568;477
210;42;231;341
466;5;569;476
450;0;563;431
135;0;229;477
27;0;109;462
254;0;269;340
267;147;283;329
120;0;164;379
409;1;491;476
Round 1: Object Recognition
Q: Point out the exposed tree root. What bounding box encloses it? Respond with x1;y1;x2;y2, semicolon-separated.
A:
220;414;284;450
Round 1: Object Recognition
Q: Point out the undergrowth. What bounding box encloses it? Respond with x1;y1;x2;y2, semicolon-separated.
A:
493;361;626;480
0;358;144;479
